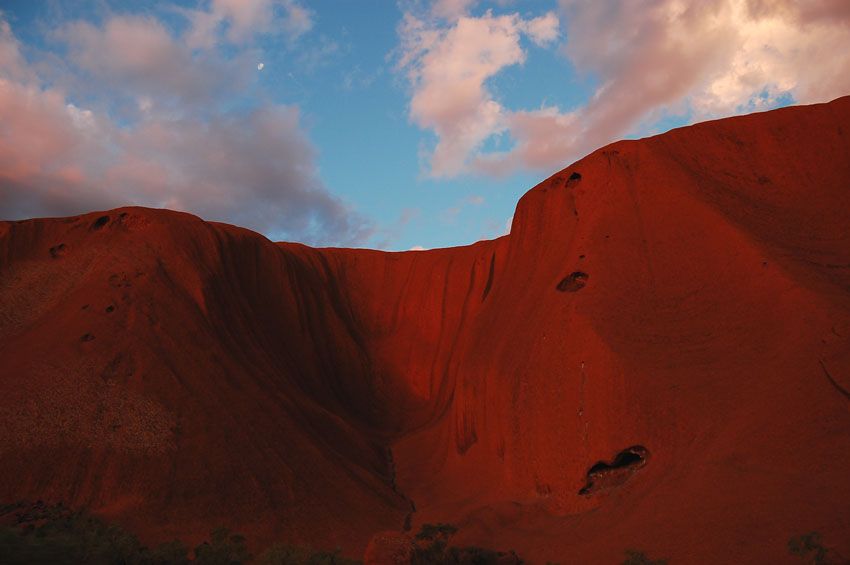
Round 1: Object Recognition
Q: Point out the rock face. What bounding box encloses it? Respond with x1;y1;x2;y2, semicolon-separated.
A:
2;96;850;563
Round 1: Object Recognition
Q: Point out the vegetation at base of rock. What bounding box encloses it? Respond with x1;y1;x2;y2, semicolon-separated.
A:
412;523;522;564
621;549;669;565
0;501;361;565
258;543;360;565
788;531;850;565
789;532;829;564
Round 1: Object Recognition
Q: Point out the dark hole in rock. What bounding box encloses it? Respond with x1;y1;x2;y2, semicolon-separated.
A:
119;212;128;219
49;243;68;258
557;271;588;292
569;172;582;181
81;333;95;342
81;304;89;310
612;449;645;467
90;216;110;230
587;461;610;474
579;446;648;495
579;254;585;259
106;305;115;313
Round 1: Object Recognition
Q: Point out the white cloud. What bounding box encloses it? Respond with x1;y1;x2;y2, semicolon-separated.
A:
396;0;850;179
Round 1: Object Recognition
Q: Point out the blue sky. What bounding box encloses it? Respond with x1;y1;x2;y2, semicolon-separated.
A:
1;1;848;250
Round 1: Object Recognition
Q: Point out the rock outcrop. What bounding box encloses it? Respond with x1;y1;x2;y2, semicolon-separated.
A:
2;96;849;563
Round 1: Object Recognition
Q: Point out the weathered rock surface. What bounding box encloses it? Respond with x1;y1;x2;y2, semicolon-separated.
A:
2;96;849;563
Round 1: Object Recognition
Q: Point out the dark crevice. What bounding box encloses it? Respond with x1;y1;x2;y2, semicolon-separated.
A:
482;253;496;301
557;271;588;292
387;446;417;532
579;445;648;495
820;360;850;402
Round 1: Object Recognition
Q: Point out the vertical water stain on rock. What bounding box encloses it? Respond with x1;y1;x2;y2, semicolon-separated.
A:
482;253;496;301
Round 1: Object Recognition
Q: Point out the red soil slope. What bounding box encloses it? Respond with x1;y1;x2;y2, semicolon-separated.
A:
2;96;849;563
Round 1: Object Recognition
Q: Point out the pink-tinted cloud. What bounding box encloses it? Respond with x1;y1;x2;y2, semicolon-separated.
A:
185;0;313;49
431;0;478;21
397;9;559;177
555;0;850;141
0;16;372;246
398;0;850;178
56;15;249;110
0;18;35;83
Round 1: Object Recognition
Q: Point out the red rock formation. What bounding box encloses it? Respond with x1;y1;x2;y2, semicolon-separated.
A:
1;96;849;563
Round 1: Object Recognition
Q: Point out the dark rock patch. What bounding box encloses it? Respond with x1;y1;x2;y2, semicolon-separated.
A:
49;243;68;258
90;216;110;231
579;446;648;495
557;271;588;292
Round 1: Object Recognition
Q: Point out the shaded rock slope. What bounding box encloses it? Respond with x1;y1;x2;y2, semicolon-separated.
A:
2;96;849;563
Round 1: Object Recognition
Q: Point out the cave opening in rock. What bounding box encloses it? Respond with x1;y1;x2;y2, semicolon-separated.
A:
579;446;648;495
557;271;588;292
612;448;646;467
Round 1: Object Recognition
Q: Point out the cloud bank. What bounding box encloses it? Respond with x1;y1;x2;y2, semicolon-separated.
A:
397;0;850;178
0;4;373;247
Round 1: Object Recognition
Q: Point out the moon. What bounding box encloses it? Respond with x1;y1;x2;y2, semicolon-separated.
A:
257;63;264;71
